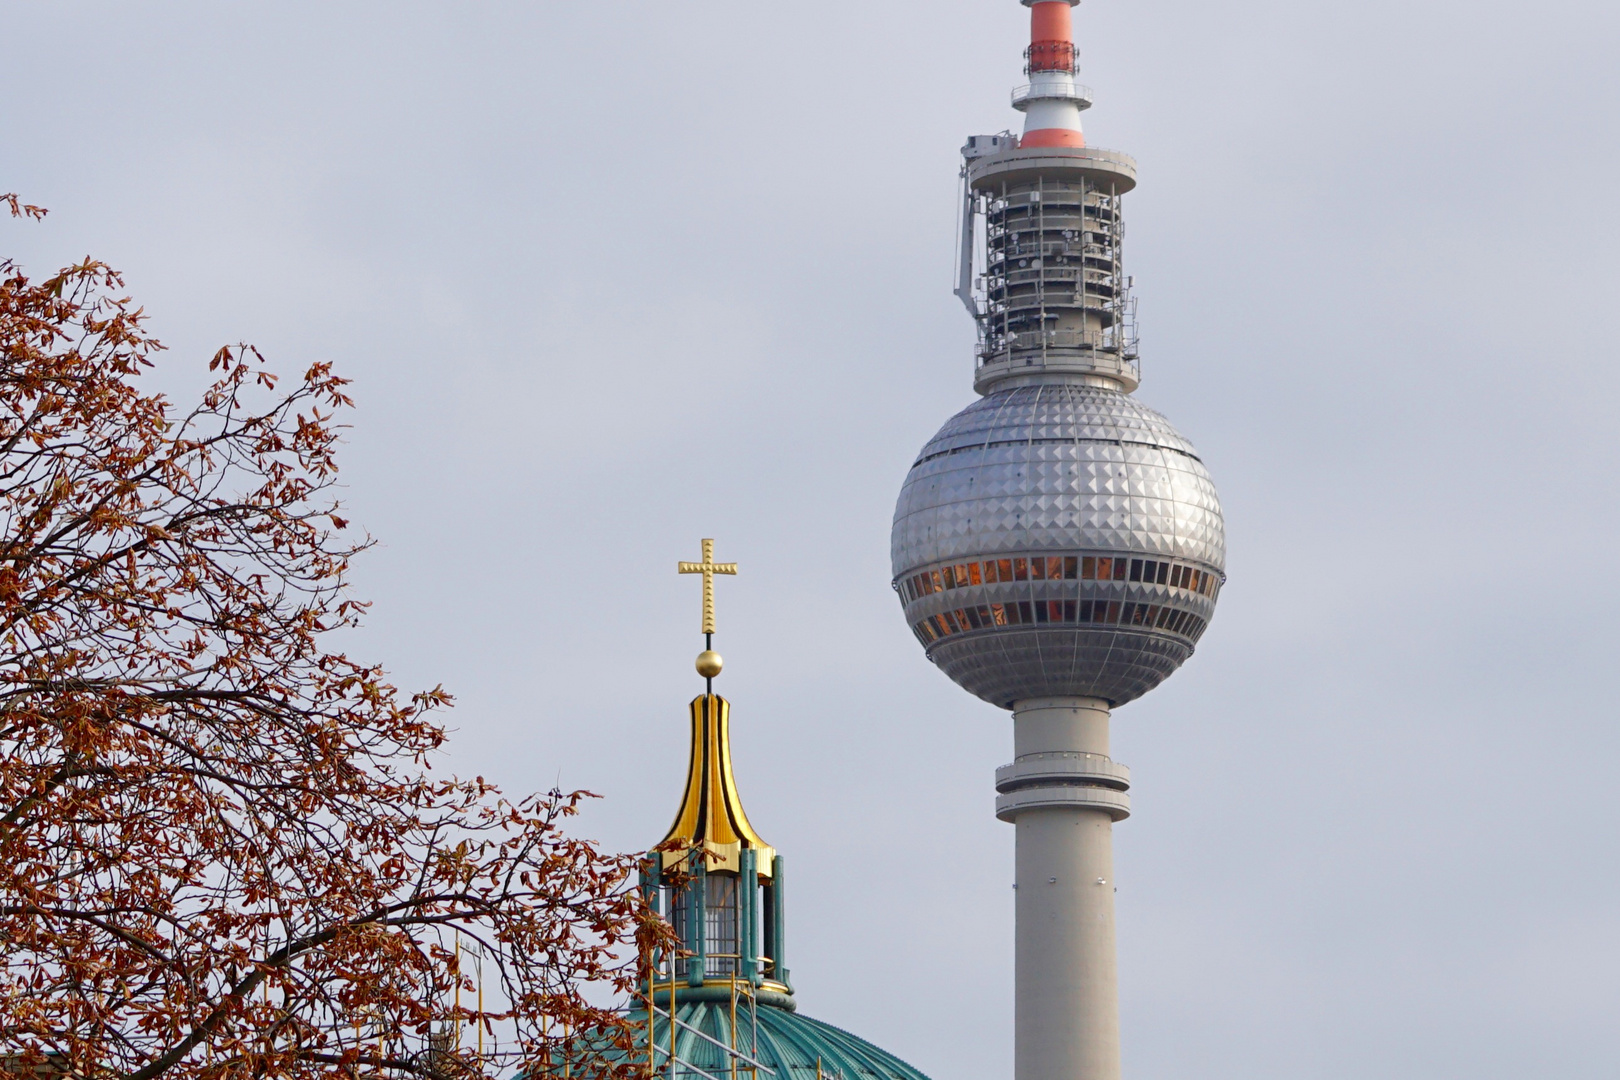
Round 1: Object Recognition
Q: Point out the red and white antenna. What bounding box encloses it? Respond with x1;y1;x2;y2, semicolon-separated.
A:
1014;0;1092;148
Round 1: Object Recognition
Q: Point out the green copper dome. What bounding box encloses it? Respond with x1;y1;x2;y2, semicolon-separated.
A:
617;1000;930;1080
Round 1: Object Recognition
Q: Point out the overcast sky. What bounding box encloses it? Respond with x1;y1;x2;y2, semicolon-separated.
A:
5;1;1620;1077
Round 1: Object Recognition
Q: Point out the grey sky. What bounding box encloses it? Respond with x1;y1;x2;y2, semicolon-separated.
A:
5;1;1619;1077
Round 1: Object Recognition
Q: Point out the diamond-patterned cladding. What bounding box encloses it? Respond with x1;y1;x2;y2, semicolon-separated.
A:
891;383;1226;709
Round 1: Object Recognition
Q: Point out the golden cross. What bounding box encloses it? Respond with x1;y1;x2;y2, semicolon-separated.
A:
678;538;738;636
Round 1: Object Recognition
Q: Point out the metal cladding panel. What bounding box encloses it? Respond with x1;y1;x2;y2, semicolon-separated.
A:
891;383;1225;708
930;628;1191;709
893;384;1223;569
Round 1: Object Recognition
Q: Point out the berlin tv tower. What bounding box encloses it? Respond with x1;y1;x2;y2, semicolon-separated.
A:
890;3;1227;1079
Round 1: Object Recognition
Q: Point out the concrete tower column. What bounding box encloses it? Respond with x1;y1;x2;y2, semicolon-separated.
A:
997;697;1131;1080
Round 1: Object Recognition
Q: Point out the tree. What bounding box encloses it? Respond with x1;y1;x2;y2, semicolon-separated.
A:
0;195;661;1080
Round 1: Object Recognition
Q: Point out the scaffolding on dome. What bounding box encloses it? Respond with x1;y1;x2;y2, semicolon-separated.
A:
634;967;778;1080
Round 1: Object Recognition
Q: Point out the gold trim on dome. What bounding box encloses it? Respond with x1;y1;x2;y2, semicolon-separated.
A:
658;694;774;879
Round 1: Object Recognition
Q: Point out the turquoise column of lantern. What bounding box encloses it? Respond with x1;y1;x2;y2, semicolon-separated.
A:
687;850;707;988
739;848;758;984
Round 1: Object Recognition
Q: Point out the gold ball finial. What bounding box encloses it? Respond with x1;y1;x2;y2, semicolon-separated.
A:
695;650;723;678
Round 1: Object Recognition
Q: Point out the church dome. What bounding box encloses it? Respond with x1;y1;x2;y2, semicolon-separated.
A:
604;564;932;1080
616;999;931;1080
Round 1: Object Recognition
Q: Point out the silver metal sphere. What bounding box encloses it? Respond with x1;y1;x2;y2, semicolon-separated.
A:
890;381;1225;709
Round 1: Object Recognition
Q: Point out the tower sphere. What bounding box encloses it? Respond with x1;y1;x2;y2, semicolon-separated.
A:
890;380;1225;708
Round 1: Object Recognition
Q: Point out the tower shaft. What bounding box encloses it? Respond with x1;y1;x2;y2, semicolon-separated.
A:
997;698;1129;1080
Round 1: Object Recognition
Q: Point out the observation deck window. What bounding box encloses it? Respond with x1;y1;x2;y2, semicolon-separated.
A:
911;600;1208;648
902;554;1220;604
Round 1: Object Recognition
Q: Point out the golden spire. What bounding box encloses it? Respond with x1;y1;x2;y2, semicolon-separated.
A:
661;538;771;879
658;694;775;878
678;538;737;636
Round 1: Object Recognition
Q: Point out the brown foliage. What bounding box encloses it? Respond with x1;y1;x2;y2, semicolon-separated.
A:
0;199;665;1080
